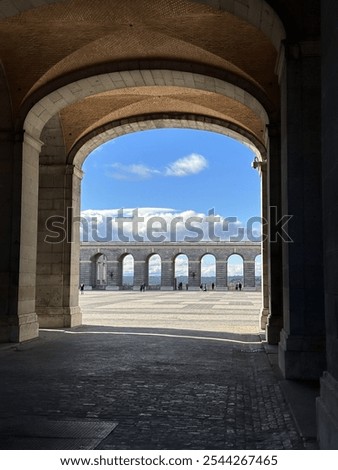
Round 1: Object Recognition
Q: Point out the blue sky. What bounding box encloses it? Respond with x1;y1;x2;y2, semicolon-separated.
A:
81;128;260;221
80;128;261;276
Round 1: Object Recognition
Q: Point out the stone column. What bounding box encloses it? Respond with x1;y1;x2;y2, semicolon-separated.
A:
133;259;146;290
36;164;82;328
243;259;255;289
0;131;41;342
161;259;174;290
188;259;201;290
265;125;284;344
215;259;227;290
278;41;326;379
317;0;338;448
117;257;124;289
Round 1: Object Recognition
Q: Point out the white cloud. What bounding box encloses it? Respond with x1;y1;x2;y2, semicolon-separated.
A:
79;207;255;243
109;162;160;180
227;264;244;276
165;153;208;177
122;254;134;275
106;153;208;180
174;254;189;277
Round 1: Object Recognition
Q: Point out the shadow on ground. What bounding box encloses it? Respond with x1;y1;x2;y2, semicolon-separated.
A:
0;325;315;449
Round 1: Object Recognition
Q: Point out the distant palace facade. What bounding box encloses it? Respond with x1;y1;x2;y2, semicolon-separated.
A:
80;241;261;291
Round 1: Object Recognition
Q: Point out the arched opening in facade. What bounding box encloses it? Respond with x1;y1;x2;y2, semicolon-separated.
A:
3;0;279;339
121;254;134;289
91;253;107;289
227;254;244;290
201;254;216;290
174;254;189;290
147;254;161;289
30;68;268;330
2;0;335;451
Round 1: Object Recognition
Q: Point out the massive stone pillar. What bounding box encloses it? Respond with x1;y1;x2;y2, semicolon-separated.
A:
117;256;124;289
265;126;284;344
317;0;338;449
133;259;147;290
188;259;201;290
36;163;82;327
278;41;326;379
215;259;227;290
0;130;41;342
243;258;255;289
161;259;174;290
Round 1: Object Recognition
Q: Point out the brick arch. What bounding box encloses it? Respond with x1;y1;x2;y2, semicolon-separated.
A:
24;69;269;143
70;113;266;169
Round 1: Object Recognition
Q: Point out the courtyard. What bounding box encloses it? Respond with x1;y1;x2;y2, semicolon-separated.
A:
81;290;262;333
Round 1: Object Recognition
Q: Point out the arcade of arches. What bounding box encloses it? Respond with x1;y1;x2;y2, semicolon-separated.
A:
80;242;261;291
0;0;337;448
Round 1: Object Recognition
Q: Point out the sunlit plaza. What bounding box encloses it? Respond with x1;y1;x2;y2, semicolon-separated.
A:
80;290;262;334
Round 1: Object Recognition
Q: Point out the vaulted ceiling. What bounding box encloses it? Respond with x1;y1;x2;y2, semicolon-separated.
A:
0;0;318;155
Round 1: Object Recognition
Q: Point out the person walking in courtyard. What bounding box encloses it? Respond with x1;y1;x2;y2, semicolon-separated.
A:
238;282;242;291
80;283;85;294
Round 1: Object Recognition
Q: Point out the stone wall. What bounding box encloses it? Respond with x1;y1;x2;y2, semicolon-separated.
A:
80;242;261;291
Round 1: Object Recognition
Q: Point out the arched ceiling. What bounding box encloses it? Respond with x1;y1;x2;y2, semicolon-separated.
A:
0;0;301;156
60;86;265;154
70;115;265;169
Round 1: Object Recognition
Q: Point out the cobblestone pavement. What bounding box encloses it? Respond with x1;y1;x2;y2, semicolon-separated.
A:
0;292;306;449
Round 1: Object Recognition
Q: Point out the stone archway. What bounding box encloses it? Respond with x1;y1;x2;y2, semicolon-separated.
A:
227;254;244;290
0;0;324;384
200;253;216;290
146;254;162;290
2;0;280;342
92;253;107;289
121;254;134;290
1;0;335;449
174;254;189;290
32;72;269;331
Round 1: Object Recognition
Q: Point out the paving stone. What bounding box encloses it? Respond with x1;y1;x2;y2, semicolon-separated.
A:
0;292;311;449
